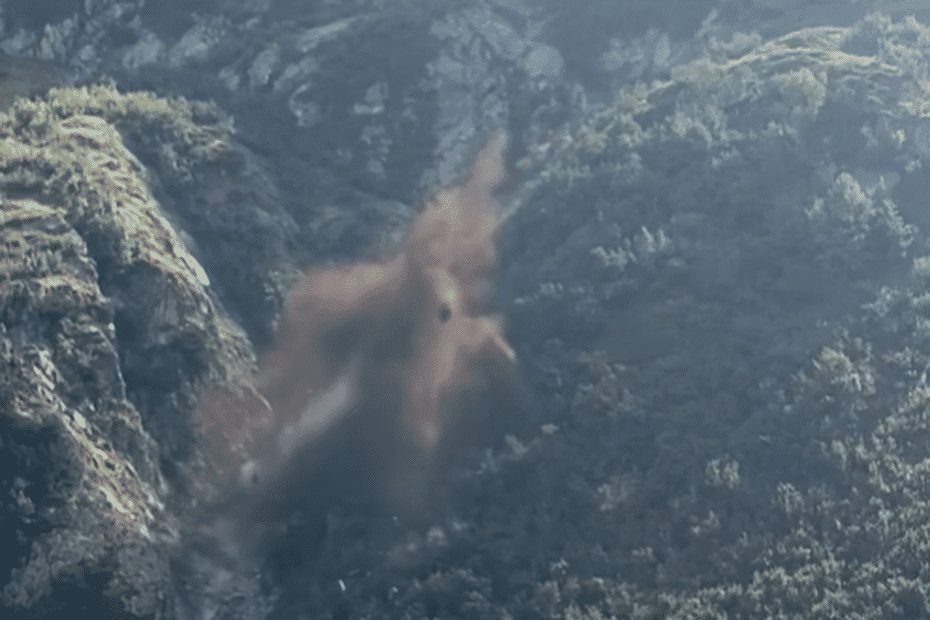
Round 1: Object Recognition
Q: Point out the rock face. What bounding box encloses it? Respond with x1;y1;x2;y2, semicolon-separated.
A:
0;86;281;619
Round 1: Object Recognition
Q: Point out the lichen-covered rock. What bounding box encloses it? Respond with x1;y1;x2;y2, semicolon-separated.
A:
13;84;301;349
0;85;272;618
